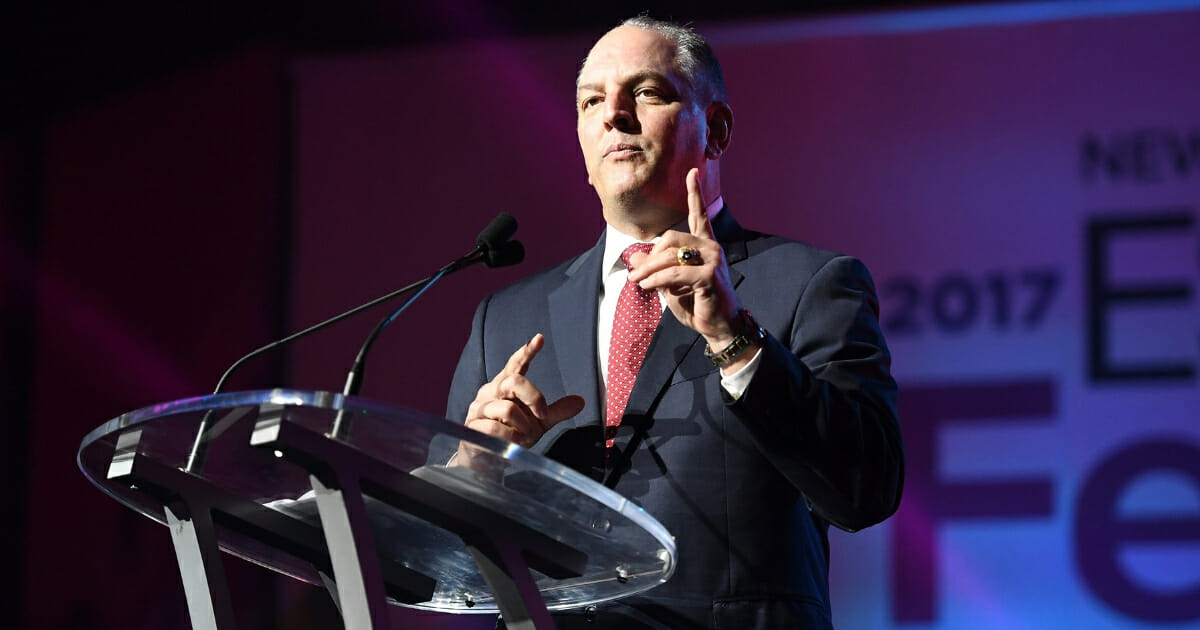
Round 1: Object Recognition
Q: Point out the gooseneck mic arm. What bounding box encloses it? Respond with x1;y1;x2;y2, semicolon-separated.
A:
336;238;525;397
184;212;524;472
208;276;432;396
330;215;523;438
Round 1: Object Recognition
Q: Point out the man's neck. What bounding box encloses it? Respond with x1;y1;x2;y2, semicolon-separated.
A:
601;195;723;241
601;204;682;241
603;196;725;242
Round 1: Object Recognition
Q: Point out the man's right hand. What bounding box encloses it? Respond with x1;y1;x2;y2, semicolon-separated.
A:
464;333;585;448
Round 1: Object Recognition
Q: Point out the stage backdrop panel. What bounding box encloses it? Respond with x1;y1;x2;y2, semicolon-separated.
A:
290;4;1200;628
22;46;292;629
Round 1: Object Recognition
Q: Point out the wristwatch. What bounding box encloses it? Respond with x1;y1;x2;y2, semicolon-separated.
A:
704;309;765;367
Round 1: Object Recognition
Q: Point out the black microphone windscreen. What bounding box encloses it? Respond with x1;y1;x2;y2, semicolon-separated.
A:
485;240;525;268
476;212;518;250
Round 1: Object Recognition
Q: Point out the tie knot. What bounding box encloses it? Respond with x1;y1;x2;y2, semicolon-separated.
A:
621;242;654;269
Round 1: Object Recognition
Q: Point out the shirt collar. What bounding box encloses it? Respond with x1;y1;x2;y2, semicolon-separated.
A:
602;196;724;278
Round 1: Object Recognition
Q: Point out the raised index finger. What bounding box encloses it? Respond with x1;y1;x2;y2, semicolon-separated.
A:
500;333;544;377
687;168;716;240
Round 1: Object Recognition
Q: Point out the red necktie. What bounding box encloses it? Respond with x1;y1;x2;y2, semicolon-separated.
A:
605;243;661;448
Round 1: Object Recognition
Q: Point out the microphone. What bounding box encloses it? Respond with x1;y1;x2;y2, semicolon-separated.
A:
476;211;517;252
485;239;525;269
447;212;524;271
184;213;523;471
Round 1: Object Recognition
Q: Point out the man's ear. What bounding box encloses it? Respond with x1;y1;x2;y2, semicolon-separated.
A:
705;102;734;159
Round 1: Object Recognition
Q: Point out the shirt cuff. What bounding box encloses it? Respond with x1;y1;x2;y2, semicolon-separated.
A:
719;346;762;400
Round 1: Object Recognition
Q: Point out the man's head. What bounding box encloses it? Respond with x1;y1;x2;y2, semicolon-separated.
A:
576;17;733;238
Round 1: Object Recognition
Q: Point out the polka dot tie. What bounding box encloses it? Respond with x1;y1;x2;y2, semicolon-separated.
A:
605;243;661;449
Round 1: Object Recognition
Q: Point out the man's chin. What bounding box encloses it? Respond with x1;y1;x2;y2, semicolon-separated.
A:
593;175;682;211
611;187;647;204
593;177;646;203
603;189;687;222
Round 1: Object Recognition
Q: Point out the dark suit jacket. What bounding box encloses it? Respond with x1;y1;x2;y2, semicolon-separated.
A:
446;209;903;629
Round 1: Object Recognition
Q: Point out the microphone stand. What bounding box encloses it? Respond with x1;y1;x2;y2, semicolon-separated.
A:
183;276;432;472
329;240;523;439
183;214;523;473
327;263;454;439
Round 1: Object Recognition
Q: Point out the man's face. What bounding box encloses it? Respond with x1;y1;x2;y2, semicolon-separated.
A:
576;26;709;216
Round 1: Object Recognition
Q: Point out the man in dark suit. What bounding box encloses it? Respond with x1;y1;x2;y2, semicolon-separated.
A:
446;16;903;629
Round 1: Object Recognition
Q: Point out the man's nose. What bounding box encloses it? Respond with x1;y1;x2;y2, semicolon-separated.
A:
603;93;637;132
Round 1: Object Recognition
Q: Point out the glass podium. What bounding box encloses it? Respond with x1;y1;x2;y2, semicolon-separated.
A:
77;389;675;629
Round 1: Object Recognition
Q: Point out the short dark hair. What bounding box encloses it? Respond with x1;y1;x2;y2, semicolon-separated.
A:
580;16;728;104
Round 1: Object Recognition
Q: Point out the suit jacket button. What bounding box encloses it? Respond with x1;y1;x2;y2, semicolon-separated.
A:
584;605;598;622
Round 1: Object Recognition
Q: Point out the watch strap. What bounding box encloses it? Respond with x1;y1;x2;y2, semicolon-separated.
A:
704;309;765;367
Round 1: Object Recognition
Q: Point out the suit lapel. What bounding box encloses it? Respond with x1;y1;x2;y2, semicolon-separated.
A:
548;235;605;430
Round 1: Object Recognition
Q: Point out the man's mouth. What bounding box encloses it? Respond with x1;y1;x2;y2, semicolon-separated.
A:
604;144;642;159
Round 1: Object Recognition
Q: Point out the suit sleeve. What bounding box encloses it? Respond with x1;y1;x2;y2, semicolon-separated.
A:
445;294;491;423
729;255;903;532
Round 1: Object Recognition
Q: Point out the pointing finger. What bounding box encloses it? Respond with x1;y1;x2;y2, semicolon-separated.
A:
687;168;714;240
500;333;544;377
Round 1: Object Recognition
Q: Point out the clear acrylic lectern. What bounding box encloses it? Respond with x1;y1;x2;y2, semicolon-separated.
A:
77;389;675;629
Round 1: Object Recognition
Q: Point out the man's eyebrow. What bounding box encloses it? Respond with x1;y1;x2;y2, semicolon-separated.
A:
575;71;679;95
628;71;674;86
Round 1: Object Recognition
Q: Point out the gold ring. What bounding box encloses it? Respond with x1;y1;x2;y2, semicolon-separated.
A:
677;246;702;266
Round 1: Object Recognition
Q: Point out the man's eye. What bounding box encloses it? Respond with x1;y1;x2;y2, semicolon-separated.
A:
580;96;602;110
636;88;662;100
